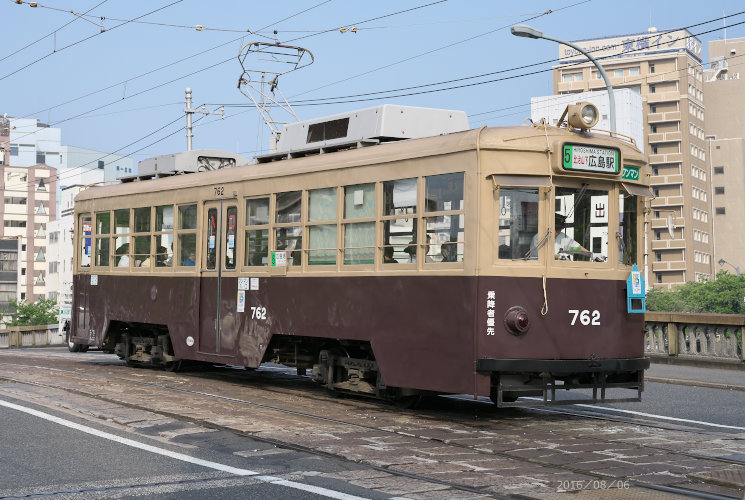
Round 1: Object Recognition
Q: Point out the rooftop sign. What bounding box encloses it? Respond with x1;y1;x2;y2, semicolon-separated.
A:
559;29;702;64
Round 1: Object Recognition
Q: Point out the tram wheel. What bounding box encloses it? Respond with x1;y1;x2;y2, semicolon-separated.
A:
67;339;81;352
394;394;422;409
78;344;89;353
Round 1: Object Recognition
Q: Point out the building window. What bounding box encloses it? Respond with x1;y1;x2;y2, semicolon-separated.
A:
715;186;725;194
649;84;656;93
656;273;662;283
655;252;661;262
651;125;657;133
714;166;724;174
628;66;640;76
716;207;726;215
649;63;655;73
10;144;18;156
652;146;658;155
613;69;624;78
3;220;26;228
98;160;104;169
36;151;46;164
650;104;657;113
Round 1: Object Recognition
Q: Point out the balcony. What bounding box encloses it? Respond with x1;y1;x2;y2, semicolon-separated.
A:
651;239;686;250
650;174;683;185
652;260;687;272
647;111;681;123
647;91;681;104
648;131;682;144
649;153;683;164
650;217;685;229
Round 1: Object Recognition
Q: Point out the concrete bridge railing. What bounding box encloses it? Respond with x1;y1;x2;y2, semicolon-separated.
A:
645;312;744;365
0;325;60;349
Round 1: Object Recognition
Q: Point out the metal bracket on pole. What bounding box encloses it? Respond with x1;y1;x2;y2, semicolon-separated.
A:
185;88;225;151
236;42;314;144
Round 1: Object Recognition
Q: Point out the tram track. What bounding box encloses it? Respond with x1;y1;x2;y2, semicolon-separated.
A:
1;356;743;499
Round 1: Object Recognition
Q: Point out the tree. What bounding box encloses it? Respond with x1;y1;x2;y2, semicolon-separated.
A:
4;298;59;326
646;271;745;314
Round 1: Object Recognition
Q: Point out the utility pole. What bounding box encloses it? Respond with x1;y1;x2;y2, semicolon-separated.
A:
184;88;224;151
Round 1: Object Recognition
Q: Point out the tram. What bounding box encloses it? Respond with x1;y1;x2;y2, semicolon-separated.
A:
70;103;651;406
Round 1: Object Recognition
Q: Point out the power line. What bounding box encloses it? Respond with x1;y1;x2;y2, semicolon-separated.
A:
0;0;109;63
0;0;184;83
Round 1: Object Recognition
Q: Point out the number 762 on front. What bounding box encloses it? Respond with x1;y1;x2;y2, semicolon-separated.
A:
568;309;600;326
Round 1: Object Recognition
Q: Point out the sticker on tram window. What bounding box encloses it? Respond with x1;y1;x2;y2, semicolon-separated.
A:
562;144;620;174
622;166;640;181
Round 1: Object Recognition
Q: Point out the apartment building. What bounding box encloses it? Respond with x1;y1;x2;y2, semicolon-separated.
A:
1;117;58;302
552;28;714;287
704;37;745;276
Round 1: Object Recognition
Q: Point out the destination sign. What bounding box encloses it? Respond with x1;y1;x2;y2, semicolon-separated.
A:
562;144;620;174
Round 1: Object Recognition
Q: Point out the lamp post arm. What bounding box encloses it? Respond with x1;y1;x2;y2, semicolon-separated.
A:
543;35;616;133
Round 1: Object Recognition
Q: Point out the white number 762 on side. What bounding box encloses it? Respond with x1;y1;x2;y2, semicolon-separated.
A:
568;309;600;326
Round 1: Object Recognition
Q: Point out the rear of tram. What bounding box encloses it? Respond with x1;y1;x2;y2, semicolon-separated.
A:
478;103;651;406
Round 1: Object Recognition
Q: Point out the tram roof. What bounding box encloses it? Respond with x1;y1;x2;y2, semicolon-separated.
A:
75;124;643;202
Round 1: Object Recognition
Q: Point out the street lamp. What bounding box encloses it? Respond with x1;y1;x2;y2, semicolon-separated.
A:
718;258;741;275
510;24;616;134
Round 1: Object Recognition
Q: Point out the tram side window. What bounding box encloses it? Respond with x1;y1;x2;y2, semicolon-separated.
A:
424;172;464;263
308;188;337;266
113;209;130;268
499;188;538;260
343;183;375;265
205;208;218;270
554;186;609;262
177;204;197;266
79;215;92;268
94;212;110;267
245;197;269;267
133;207;152;267
155;205;174;267
225;206;237;270
382;178;417;264
619;193;639;265
275;191;302;266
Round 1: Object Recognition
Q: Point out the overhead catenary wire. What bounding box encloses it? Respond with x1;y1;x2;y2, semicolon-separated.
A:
0;0;109;63
0;0;185;83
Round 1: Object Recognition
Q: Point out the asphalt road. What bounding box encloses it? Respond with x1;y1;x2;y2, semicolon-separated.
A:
0;396;390;500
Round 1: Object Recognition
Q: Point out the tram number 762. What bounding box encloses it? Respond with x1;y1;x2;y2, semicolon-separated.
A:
568;309;600;326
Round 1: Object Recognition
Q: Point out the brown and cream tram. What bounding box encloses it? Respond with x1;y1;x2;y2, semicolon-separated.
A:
70;103;651;406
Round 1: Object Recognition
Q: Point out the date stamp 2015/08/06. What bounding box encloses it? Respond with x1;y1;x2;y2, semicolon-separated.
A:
557;479;631;492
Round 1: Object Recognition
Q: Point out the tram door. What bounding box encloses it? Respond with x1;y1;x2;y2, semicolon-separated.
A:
198;200;238;356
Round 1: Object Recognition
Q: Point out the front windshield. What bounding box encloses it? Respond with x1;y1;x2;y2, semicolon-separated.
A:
554;185;609;262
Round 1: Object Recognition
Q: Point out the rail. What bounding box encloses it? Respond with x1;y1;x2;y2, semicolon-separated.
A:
644;312;744;364
0;324;60;348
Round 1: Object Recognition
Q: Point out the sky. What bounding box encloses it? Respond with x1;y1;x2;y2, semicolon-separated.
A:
2;0;744;168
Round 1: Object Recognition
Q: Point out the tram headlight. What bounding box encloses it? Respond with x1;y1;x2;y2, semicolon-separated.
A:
566;102;599;130
504;306;530;336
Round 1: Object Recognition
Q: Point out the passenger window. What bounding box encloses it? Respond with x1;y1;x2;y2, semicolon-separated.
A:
619;193;638;265
343;183;375;265
554;186;609;262
308;188;337;266
113;209;130;268
499;188;539;260
424;173;464;263
94;212;110;267
177;204;197;266
79;215;92;268
245;198;269;267
275;191;302;266
132;207;152;268
155;205;174;267
382;178;417;264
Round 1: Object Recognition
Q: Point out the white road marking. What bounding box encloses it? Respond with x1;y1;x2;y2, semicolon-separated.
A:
523;397;745;431
0;398;372;500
